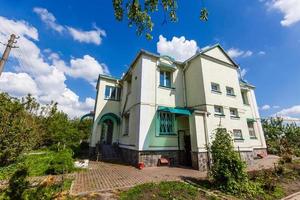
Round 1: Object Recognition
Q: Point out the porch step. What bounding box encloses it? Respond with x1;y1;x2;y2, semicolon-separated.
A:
101;144;120;161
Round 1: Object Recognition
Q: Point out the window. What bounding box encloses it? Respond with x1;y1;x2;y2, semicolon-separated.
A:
226;87;235;96
211;83;221;93
104;86;121;100
159;112;175;135
230;108;239;118
233;129;243;140
124;113;130;135
247;122;256;139
241;90;249;105
160;70;171;88
214;106;224;116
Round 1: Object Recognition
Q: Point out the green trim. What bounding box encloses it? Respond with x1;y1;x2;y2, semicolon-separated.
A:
99;113;121;124
157;106;192;116
99;74;120;81
247;118;257;123
80;112;94;122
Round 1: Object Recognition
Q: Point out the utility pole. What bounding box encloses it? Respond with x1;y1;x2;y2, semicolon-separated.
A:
0;34;18;77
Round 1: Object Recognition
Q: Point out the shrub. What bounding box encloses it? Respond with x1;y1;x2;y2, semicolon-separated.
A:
46;149;74;175
209;129;247;190
209;128;263;198
6;165;29;200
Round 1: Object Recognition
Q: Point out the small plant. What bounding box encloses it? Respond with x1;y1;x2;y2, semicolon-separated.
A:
6;165;29;200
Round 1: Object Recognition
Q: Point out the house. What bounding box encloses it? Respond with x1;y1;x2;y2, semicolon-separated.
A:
89;44;267;171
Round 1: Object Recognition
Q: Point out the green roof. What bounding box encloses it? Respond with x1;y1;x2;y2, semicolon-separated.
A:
158;106;192;116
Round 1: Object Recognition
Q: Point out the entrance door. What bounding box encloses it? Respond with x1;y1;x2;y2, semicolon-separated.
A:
184;134;192;166
104;119;114;145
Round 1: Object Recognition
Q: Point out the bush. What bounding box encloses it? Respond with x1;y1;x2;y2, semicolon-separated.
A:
46;149;74;175
6;165;29;199
209;128;263;198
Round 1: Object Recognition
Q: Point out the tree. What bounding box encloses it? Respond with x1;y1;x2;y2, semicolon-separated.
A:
209;128;248;194
262;117;300;158
113;0;208;39
0;92;91;166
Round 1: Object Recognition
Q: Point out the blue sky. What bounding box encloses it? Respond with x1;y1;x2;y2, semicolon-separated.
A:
0;0;299;119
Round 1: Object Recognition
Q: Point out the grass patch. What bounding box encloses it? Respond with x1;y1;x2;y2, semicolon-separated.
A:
0;149;75;180
120;181;201;200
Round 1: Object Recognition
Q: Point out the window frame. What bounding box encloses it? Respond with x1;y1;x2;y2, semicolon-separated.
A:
159;70;172;88
247;122;257;139
226;87;235;96
104;85;121;101
241;90;249;105
158;111;176;135
229;108;239;119
214;105;225;117
211;82;221;93
232;129;244;141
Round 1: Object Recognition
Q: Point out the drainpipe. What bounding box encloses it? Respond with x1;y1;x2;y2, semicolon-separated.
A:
203;111;211;170
182;63;188;107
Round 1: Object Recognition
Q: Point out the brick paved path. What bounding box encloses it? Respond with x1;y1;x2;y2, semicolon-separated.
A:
70;155;280;196
70;162;206;195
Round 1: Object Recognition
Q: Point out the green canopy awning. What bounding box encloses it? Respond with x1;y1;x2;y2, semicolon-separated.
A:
99;113;121;124
247;118;257;123
158;106;192;116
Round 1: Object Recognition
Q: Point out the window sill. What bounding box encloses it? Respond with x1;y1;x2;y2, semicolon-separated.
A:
214;114;225;117
158;133;177;137
234;138;244;142
211;90;222;94
122;134;129;137
227;94;236;97
230;116;240;120
243;103;250;106
250;136;257;140
159;85;175;90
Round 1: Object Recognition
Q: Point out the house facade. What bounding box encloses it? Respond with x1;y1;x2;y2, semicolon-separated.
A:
90;44;267;171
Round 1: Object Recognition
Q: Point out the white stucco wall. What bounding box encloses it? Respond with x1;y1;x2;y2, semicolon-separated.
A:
91;78;121;147
185;46;266;152
138;55;186;151
91;47;266;153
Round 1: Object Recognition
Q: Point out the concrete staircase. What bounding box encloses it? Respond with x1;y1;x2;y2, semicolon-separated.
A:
100;144;120;161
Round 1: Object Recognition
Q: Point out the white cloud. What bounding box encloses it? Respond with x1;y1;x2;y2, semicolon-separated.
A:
261;104;271;110
0;16;107;117
33;7;106;45
227;48;253;58
33;7;64;33
275;105;300;117
267;0;300;26
157;35;199;62
52;54;109;85
273;105;280;109
67;26;106;45
240;68;247;79
0;72;38;97
258;51;266;55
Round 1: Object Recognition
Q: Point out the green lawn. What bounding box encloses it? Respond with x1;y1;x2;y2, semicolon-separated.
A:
119;181;211;200
0;150;75;180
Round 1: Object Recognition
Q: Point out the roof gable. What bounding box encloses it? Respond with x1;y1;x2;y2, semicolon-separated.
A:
201;44;238;67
